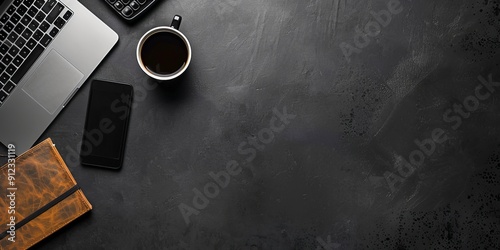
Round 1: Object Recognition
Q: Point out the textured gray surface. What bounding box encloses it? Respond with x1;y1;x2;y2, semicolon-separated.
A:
1;0;500;249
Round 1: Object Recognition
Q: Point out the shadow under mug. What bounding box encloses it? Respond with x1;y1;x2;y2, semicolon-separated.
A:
136;15;192;81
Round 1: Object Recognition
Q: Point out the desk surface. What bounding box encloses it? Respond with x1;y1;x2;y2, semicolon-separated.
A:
2;0;500;249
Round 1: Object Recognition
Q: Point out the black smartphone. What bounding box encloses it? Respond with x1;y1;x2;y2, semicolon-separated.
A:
80;79;133;169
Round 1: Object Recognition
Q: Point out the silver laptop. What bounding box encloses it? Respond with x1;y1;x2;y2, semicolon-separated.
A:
0;0;118;153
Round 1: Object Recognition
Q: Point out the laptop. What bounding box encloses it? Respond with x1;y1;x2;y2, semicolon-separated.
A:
0;0;118;153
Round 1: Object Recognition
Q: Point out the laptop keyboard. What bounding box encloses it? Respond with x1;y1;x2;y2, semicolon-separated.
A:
0;0;73;106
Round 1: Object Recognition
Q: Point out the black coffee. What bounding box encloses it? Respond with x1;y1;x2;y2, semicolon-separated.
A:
141;32;188;75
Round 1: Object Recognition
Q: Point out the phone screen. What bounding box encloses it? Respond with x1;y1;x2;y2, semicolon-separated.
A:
80;80;133;169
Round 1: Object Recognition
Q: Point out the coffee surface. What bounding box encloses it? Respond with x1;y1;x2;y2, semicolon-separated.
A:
141;32;188;75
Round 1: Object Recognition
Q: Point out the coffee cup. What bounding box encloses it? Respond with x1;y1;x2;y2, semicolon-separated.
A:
137;15;192;81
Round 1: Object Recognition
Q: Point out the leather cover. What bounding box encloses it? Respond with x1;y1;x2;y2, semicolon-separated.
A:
0;138;92;249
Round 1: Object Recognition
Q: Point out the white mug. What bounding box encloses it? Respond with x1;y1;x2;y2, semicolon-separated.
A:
136;15;192;81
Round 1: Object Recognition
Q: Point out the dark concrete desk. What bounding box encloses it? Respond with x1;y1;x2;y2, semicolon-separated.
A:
2;0;500;248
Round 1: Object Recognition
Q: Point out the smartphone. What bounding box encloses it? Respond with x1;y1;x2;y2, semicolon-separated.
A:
80;79;133;169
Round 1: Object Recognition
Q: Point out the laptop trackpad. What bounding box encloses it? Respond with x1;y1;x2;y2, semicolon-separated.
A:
22;50;83;114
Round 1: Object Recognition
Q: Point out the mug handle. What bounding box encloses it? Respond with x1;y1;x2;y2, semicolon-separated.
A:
171;15;182;30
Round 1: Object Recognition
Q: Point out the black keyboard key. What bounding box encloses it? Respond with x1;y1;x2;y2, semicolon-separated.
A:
49;27;59;37
107;0;117;3
34;0;44;8
0;14;8;24
12;56;23;67
40;34;52;47
0;73;9;84
19;47;30;58
11;13;21;24
122;0;130;4
7;32;18;43
114;2;124;10
4;21;14;33
2;55;12;65
138;0;146;4
13;0;23;6
28;6;38;17
130;1;140;10
3;40;13;47
24;0;35;6
39;21;49;32
0;90;7;103
14;23;24;34
11;45;43;84
16;5;28;15
42;0;56;13
3;81;15;94
26;38;36;49
54;17;65;29
33;29;43;41
0;31;7;40
35;11;45;22
28;20;39;31
21;14;31;25
0;63;5;73
0;44;8;54
8;46;19;57
6;6;16;15
0;72;9;83
15;37;26;48
22;28;33;39
63;10;72;20
6;64;16;75
46;3;64;23
121;6;133;17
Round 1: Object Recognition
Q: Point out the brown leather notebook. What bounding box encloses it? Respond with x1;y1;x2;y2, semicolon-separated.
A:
0;138;92;249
